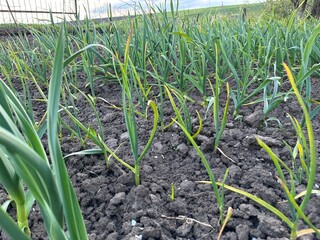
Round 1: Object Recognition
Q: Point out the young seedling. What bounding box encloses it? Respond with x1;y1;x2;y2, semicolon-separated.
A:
258;63;320;238
198;64;320;239
206;79;230;151
175;119;229;225
169;183;175;201
165;85;203;139
116;26;159;185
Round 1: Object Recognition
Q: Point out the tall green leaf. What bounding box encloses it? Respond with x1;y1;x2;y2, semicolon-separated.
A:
47;27;88;239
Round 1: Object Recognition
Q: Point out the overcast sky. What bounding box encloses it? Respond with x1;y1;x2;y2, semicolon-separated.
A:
0;0;263;23
79;0;262;11
80;0;263;17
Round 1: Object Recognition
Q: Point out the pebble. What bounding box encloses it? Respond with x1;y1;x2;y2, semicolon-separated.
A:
176;222;193;237
134;185;149;198
82;178;103;194
120;132;129;141
102;113;117;123
236;224;250;240
196;134;210;142
153;141;163;152
244;109;263;127
200;137;214;152
226;122;235;128
257;214;287;237
244;134;282;147
179;180;196;192
223;128;243;141
149;194;160;205
239;204;260;216
106;232;118;240
109;192;126;205
297;235;314;240
106;138;118;149
176;143;189;155
142;227;161;239
150;183;163;193
142;165;153;174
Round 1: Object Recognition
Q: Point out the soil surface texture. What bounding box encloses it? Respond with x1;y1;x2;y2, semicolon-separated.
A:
0;55;320;240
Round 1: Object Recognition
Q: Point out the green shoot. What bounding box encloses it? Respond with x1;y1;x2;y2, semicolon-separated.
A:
174;119;227;224
170;183;175;201
257;63;319;238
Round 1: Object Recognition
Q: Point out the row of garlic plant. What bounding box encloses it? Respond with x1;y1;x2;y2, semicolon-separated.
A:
0;28;88;239
1;6;319;123
196;64;320;238
72;7;320;238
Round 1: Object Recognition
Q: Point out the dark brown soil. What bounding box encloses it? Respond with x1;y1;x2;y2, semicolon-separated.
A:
0;48;320;240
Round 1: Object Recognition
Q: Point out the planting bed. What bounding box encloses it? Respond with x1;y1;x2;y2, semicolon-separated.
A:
1;9;320;238
1;72;319;240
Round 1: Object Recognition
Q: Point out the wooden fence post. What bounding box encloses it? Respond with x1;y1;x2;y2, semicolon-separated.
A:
242;8;247;23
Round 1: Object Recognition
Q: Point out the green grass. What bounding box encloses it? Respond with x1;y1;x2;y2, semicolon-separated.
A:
179;2;265;18
0;3;265;33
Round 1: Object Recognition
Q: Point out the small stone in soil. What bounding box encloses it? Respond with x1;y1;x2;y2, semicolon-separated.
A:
223;128;243;141
149;194;161;205
196;134;209;142
239;203;260;216
236;224;250;240
228;164;242;183
134;185;149;197
120;132;129;141
150;183;163;193
82;177;103;194
244;109;263;127
153;141;163;152
224;231;238;240
142;165;153;174
244;134;282;147
257;214;288;237
176;222;193;237
179;180;196;193
106;232;118;240
200;137;214;152
109;192;126;205
297;234;315;240
176;143;189;155
169;133;180;147
106;137;118;149
102;113;117;123
142;227;161;239
168;199;188;215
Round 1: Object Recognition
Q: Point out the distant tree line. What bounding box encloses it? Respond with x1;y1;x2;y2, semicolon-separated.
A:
291;0;320;17
266;0;320;18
